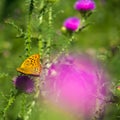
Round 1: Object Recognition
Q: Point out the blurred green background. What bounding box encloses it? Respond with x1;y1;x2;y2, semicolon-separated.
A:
0;0;120;119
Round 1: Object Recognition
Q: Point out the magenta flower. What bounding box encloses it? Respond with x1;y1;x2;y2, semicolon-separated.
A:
43;54;110;118
74;0;96;11
63;17;80;31
13;75;34;93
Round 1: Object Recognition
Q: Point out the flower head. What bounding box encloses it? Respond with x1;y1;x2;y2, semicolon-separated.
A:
43;54;110;118
13;75;34;93
74;0;96;11
63;17;80;32
117;86;120;91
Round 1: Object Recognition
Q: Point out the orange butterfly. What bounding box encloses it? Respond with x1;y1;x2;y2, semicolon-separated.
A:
17;54;42;76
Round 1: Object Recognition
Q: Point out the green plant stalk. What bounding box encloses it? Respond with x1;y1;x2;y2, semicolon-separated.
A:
19;94;27;118
45;5;53;67
25;19;32;57
5;20;24;37
24;78;40;120
3;96;15;119
38;35;44;58
24;100;35;120
53;33;75;62
2;90;18;119
24;0;34;57
38;0;47;59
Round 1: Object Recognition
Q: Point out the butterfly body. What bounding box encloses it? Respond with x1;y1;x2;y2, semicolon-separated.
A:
17;54;42;76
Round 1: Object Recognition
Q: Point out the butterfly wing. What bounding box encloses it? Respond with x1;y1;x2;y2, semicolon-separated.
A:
17;54;42;76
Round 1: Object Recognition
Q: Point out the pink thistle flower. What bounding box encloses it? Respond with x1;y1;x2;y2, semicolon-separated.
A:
13;75;34;94
63;17;80;31
74;0;96;11
43;54;110;118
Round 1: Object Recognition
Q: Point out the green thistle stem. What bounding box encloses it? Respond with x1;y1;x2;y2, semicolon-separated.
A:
48;6;52;27
45;5;53;67
5;20;24;37
25;22;32;57
54;34;75;62
3;96;15;119
25;0;34;57
38;0;47;59
69;33;75;45
29;0;34;16
24;101;35;120
38;35;44;58
2;90;18;119
17;94;27;119
38;0;47;25
24;78;40;120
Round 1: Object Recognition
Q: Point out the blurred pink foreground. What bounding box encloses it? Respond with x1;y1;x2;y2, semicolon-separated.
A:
43;54;110;118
